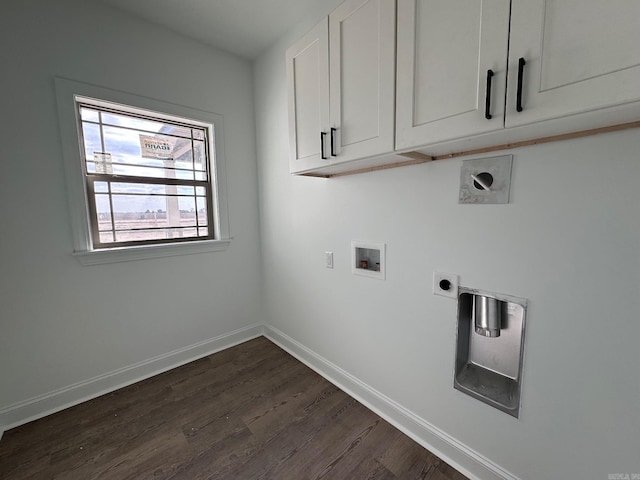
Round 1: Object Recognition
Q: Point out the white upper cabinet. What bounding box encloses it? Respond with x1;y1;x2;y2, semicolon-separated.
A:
396;0;511;150
507;0;640;128
286;19;330;173
286;0;395;173
288;0;640;176
329;0;396;162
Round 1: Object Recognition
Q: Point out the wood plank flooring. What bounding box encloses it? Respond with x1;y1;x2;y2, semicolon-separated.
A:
0;337;469;480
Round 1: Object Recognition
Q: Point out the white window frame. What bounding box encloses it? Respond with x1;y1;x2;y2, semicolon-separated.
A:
55;77;231;265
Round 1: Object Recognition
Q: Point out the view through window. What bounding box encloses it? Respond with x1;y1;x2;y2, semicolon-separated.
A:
77;101;215;248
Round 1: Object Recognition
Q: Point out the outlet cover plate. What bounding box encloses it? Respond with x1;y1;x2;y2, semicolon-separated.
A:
433;272;459;299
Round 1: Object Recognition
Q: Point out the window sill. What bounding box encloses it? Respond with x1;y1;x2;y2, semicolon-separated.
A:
73;239;231;265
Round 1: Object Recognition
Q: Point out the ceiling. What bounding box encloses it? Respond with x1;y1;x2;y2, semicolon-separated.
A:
98;0;319;59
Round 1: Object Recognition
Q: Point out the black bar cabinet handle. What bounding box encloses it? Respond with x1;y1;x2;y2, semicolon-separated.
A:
330;128;337;156
485;69;494;120
320;131;327;159
516;57;526;112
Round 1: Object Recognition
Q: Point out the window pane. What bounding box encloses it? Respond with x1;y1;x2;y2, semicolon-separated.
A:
175;169;196;180
82;122;102;161
172;137;194;168
101;112;192;139
94;194;113;235
110;194;165;218
99;232;115;243
193;129;205;140
176;186;195;196
80;107;99;122
178;197;196;224
110;182;166;195
197;197;208;226
193;140;206;171
95;194;111;215
94;182;108;193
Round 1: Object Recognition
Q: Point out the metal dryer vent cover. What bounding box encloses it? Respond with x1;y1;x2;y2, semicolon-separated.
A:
459;154;513;204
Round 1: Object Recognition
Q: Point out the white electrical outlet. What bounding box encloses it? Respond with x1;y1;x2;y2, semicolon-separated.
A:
433;272;459;299
325;252;333;269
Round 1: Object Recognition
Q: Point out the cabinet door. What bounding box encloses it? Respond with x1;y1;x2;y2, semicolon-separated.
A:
507;0;640;127
286;18;330;173
329;0;396;162
396;0;510;150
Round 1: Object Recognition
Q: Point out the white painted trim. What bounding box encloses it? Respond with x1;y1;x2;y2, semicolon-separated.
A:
74;238;231;265
264;325;521;480
0;324;263;433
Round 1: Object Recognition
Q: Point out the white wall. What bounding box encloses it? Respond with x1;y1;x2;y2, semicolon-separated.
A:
253;5;640;480
0;0;262;420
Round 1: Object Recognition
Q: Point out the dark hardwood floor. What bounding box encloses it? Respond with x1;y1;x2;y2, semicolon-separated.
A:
0;337;469;480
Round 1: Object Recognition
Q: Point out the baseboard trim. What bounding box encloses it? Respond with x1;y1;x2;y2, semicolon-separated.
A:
264;325;520;480
0;324;264;433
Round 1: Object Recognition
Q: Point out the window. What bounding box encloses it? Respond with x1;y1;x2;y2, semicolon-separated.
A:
78;101;214;248
55;78;230;264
